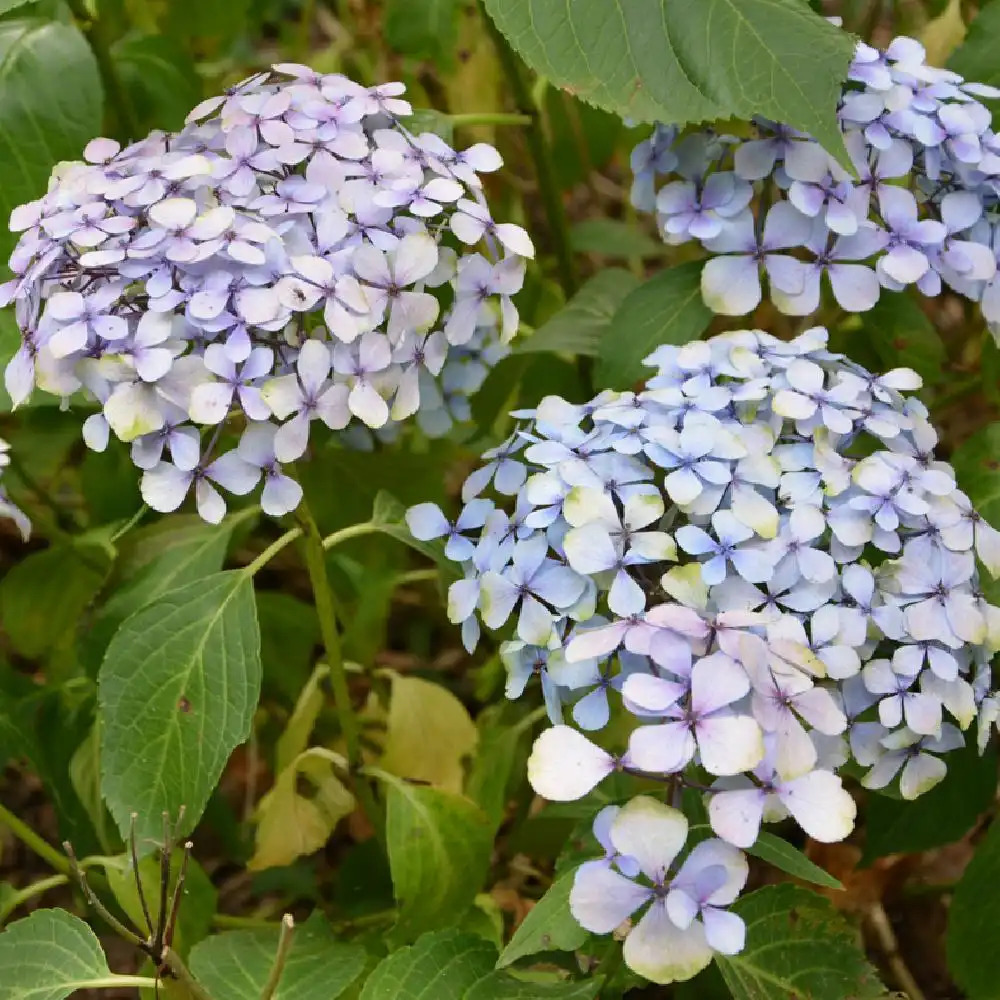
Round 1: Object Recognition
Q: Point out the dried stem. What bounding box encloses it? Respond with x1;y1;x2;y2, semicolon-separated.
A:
259;914;296;1000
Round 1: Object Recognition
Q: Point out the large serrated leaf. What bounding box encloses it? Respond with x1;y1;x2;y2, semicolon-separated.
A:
0;909;111;1000
0;20;102;263
377;773;493;943
484;0;854;164
716;884;885;999
99;570;262;847
189;913;366;1000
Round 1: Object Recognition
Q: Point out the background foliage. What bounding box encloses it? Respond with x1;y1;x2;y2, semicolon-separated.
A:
1;0;1000;998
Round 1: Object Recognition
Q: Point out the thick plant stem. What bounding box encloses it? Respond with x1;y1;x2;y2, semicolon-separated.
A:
295;504;383;838
483;15;577;299
161;947;216;1000
0;801;72;876
64;0;140;139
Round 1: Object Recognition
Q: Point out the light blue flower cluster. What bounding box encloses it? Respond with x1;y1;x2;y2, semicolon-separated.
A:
0;438;29;540
408;327;1000;982
2;68;532;523
630;36;1000;331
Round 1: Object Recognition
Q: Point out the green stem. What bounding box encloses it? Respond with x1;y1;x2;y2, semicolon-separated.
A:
259;915;295;1000
482;15;577;299
110;504;149;543
66;977;162;991
0;801;73;876
450;112;533;127
0;874;69;923
64;0;140;139
161;947;216;1000
321;521;379;551
296;504;383;839
244;526;304;575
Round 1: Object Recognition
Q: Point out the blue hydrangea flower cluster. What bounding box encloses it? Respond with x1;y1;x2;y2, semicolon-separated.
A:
2;67;532;523
630;35;1000;330
0;438;29;540
407;326;1000;982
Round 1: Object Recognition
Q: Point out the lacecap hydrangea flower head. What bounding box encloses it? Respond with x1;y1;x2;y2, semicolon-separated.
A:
630;33;1000;334
407;325;1000;983
2;66;532;523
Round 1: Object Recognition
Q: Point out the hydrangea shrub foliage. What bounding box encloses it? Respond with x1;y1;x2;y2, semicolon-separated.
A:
3;3;1000;1000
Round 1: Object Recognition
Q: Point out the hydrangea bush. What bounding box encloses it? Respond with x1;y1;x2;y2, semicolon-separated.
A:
1;67;531;523
3;3;1000;999
408;324;1000;980
630;33;1000;334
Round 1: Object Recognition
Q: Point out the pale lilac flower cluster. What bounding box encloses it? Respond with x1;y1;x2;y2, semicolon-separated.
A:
630;36;1000;335
2;67;531;523
0;438;29;540
570;798;747;984
407;326;1000;982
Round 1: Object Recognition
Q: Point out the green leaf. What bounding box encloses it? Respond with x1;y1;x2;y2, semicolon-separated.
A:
359;929;597;1000
716;884;885;1000
863;743;996;862
495;867;587;968
164;0;251;40
948;814;1000;999
189;913;366;1000
112;35;200;132
103;850;217;958
0;1;39;14
359;929;497;1000
951;422;1000;528
249;747;355;871
377;772;493;943
596;261;712;389
863;292;947;385
0;542;112;658
465;975;599;999
747;833;843;890
569;219;664;259
256;592;320;702
484;0;855;166
949;2;1000;88
0;909;112;1000
466;706;539;829
370;490;457;576
515;270;640;356
384;0;459;64
87;515;235;661
0;20;102;263
380;672;478;793
68;722;113;853
99;570;262;848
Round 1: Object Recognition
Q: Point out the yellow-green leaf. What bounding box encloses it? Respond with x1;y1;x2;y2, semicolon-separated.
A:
249;748;355;871
380;672;478;793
